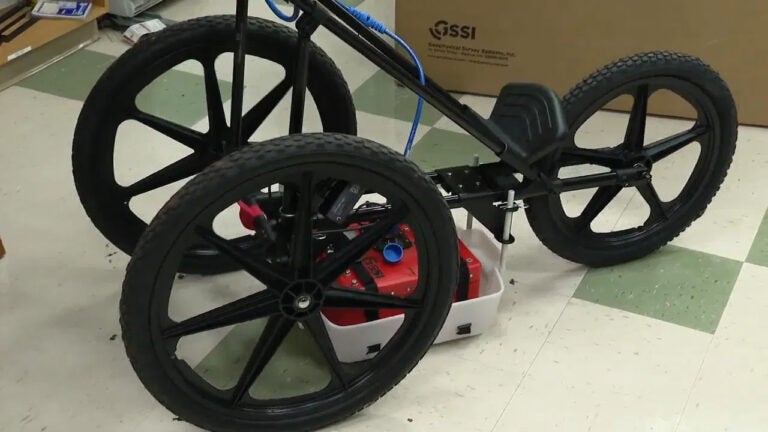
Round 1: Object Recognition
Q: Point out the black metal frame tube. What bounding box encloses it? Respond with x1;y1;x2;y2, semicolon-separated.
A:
289;34;312;134
229;0;250;151
275;0;645;197
289;0;542;179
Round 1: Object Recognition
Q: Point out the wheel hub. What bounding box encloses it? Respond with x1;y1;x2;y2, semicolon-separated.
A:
279;280;325;319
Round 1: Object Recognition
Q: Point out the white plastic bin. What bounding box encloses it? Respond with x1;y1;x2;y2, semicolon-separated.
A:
325;227;504;363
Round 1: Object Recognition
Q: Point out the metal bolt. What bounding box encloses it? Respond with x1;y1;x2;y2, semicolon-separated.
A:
447;172;452;176
295;295;312;310
345;269;351;275
475;181;481;186
466;258;473;263
352;279;359;286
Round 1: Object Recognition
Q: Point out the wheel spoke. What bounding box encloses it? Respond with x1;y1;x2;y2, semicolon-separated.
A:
201;58;228;135
304;314;349;389
132;110;208;153
643;126;708;163
624;85;649;152
162;290;279;339
636;181;668;223
230;316;294;405
324;286;421;310
122;153;208;198
316;204;409;285
195;227;290;289
242;79;292;139
573;185;623;232
291;172;316;278
558;147;626;169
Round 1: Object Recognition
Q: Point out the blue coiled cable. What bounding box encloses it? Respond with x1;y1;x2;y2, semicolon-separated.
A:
264;0;300;22
338;4;425;157
264;0;426;157
384;31;425;157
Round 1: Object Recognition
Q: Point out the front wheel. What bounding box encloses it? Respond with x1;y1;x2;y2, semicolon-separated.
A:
525;51;738;267
120;134;459;431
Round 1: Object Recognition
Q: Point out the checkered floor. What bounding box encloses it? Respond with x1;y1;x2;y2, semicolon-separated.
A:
2;0;768;431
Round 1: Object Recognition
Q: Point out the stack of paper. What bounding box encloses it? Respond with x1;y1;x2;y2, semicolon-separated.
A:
32;1;92;20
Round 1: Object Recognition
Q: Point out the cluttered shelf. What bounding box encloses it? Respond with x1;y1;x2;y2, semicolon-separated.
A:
0;0;109;89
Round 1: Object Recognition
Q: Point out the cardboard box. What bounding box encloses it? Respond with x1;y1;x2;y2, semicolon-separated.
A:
396;1;767;126
0;0;108;64
0;1;107;89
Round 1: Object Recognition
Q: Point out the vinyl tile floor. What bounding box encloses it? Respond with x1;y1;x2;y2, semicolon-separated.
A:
1;1;768;431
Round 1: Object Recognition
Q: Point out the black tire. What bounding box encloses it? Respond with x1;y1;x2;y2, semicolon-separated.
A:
121;133;459;432
72;15;357;275
525;51;738;267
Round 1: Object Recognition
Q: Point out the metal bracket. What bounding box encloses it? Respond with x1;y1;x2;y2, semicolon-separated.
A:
499;190;516;270
295;0;328;36
465;154;480;230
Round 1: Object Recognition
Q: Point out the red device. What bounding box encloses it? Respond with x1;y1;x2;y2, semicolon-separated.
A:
322;224;482;327
235;207;482;327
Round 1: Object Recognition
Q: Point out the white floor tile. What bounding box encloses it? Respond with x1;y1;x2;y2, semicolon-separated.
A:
87;29;131;57
493;300;711;432
668;127;768;261
676;264;768;432
441;217;585;374
0;88;162;432
330;343;515;432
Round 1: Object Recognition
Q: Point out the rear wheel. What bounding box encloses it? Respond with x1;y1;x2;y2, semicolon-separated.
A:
121;134;458;431
72;15;357;275
525;51;737;267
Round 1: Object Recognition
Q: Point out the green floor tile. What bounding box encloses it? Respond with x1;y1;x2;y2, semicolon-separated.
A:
410;128;499;171
18;49;231;127
747;209;768;268
18;49;114;102
574;245;742;333
353;70;443;126
194;320;330;399
135;69;233;129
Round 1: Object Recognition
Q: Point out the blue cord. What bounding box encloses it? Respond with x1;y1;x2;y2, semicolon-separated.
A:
337;3;426;157
386;30;425;157
265;0;300;22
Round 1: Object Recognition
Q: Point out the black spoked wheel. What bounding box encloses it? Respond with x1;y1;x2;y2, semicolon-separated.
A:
121;134;458;432
73;16;356;275
526;51;737;267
